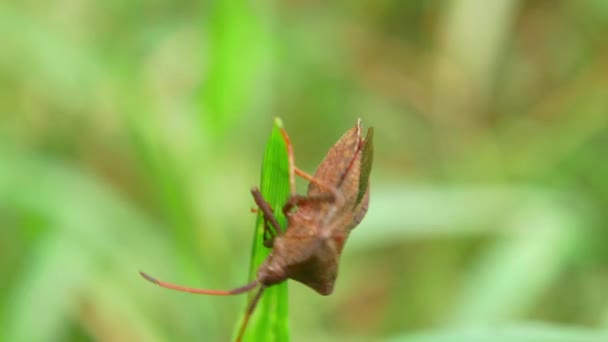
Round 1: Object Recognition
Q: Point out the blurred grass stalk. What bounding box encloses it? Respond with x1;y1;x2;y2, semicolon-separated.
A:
0;146;172;341
236;118;290;341
386;323;608;342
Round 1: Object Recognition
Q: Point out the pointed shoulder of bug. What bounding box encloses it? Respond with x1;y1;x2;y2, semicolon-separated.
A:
311;120;371;192
312;120;374;233
306;121;362;196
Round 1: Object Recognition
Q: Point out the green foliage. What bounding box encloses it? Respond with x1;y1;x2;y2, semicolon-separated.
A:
387;324;608;342
2;1;608;341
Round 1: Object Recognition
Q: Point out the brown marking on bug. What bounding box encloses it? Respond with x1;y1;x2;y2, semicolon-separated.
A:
140;119;374;341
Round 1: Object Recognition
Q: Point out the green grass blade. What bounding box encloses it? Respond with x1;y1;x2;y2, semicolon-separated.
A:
235;118;290;341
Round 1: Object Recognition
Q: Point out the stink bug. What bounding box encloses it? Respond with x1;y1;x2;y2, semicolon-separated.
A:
141;119;374;341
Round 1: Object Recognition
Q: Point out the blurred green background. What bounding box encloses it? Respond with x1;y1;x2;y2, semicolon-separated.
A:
2;1;608;341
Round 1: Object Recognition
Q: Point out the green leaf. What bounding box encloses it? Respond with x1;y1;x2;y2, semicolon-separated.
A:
235;118;290;341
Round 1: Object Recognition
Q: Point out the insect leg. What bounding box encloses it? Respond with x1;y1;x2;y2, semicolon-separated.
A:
280;128;339;216
251;187;283;246
280;127;298;198
282;193;335;216
294;167;337;196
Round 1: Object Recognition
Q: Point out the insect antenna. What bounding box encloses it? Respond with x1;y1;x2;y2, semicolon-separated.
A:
235;286;266;342
139;271;259;295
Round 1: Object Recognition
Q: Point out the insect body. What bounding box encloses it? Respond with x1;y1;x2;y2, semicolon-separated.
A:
140;119;374;341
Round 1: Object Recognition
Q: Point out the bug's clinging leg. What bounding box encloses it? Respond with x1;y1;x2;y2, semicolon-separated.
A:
251;187;282;247
280;127;298;199
282;193;336;216
294;167;337;197
280;128;339;216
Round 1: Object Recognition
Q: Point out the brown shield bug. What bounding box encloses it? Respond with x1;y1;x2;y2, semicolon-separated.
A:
140;119;374;341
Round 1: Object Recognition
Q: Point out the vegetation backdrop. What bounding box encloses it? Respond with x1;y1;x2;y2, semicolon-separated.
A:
1;1;608;341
